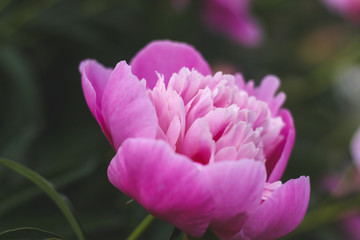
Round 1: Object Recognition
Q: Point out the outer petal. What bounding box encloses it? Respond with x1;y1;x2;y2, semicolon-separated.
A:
107;138;214;237
102;61;158;149
203;160;266;239
351;126;360;171
79;59;113;143
237;176;310;240
130;40;212;89
266;109;295;182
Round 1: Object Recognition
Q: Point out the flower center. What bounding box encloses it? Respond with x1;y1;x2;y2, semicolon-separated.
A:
148;68;284;165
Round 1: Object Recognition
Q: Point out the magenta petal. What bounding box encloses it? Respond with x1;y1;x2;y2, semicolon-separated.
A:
239;176;310;240
130;40;212;89
203;160;266;239
267;109;295;182
102;61;158;149
107;138;214;237
79;59;113;143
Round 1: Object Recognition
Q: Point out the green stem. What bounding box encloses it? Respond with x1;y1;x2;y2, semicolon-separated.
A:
126;214;155;240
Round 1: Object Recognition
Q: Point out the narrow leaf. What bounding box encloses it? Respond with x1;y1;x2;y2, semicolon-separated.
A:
0;227;62;240
0;158;85;240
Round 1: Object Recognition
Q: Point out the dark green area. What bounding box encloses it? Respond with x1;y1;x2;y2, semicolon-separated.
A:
0;227;62;240
0;0;359;239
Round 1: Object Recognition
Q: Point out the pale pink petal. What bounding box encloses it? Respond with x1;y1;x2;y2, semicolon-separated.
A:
216;121;261;155
254;75;286;116
235;73;255;95
237;142;263;161
183;119;215;165
166;116;181;148
214;146;237;162
107;138;214;237
150;78;171;133
130;40;211;89
186;88;214;128
351;127;360;171
254;75;280;104
267;109;295;182
202;0;262;47
262;181;282;201
79;59;113;144
203;106;238;141
102;61;158;149
202;160;266;239
168;68;208;105
238;176;310;240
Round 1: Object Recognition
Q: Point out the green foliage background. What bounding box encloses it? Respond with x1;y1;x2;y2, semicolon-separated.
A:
0;0;359;239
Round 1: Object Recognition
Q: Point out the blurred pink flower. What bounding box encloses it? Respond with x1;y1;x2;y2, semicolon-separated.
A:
351;127;360;171
342;213;360;240
323;0;360;23
79;40;310;239
173;0;262;46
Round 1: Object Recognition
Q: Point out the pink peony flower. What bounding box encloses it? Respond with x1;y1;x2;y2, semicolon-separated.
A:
79;40;310;239
323;0;360;23
172;0;262;47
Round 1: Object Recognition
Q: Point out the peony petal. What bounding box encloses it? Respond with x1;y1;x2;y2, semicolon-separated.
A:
79;59;113;144
238;176;310;240
214;146;237;162
183;119;215;165
254;75;286;116
254;75;280;105
203;160;266;239
102;61;158;149
186;88;214;128
267;109;295;182
130;40;211;89
107;138;214;237
203;106;238;141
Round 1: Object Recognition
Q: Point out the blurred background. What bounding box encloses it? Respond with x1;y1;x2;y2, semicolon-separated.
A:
0;0;359;239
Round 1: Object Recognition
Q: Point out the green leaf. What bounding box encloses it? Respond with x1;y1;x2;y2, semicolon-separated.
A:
0;158;85;240
0;227;62;240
